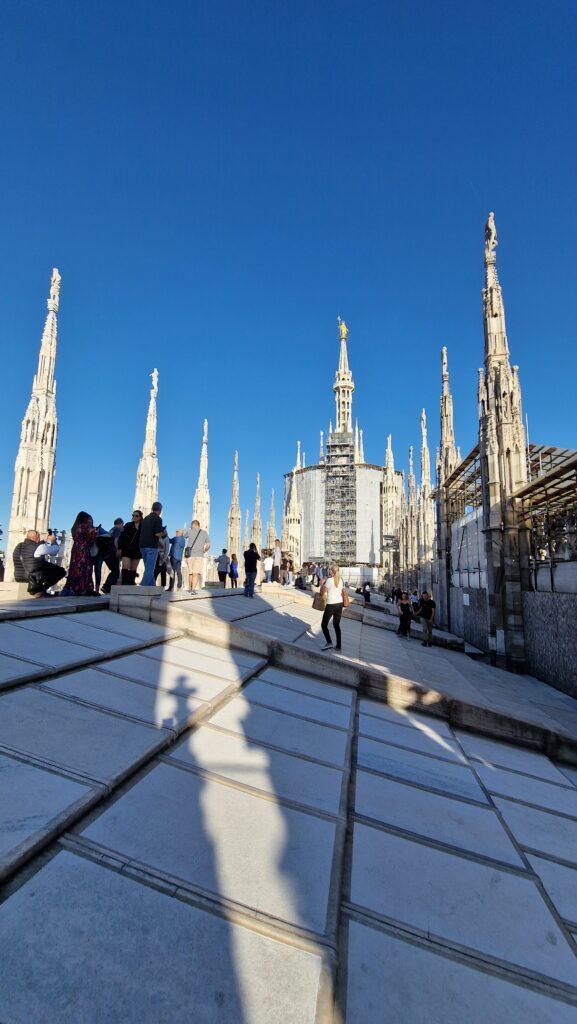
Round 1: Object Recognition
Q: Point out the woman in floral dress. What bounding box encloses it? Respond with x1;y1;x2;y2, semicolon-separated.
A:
61;512;97;596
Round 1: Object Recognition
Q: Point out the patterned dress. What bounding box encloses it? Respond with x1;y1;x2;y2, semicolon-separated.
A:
62;522;96;596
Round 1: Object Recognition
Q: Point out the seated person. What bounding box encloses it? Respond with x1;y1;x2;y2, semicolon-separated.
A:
13;530;66;597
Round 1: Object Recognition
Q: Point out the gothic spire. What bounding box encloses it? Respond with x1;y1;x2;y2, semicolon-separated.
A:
133;369;159;515
243;509;250;552
192;417;210;532
251;472;262;548
295;440;302;470
408;445;416;507
266;487;277;548
482;211;510;369
384;434;395;475
438;346;458;484
420;409;431;488
359;428;365;463
5;268;61;578
333;316;354;433
226;450;241;556
319;430;325;463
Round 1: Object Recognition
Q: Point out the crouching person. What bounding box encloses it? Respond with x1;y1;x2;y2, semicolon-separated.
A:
13;530;66;597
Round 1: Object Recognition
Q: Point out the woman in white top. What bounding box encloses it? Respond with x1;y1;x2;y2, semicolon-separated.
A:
320;563;345;651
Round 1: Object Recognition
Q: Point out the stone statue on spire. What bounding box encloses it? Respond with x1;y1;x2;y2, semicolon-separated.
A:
484;212;498;261
151;368;159;396
49;268;61;307
337;315;348;342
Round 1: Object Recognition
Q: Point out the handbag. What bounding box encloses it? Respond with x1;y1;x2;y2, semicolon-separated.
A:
312;590;327;611
184;529;201;561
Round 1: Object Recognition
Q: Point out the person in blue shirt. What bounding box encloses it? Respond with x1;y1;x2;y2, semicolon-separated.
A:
168;529;186;591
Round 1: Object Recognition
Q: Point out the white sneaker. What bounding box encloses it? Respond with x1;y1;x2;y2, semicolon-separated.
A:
321;642;333;651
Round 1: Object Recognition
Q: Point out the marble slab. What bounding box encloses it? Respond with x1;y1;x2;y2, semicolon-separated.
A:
81;761;336;935
0;753;95;879
475;764;577;817
494;798;577;864
244;679;351;729
0;688;167;786
527;854;577;925
141;642;260;682
358;714;465;763
0;621;95;669
167;634;260;667
350;823;577;985
0;650;45;688
354;770;523;866
560;765;577;788
209;696;349;766
167;725;344;815
42;668;206;731
259;665;354;705
0;851;322;1024
455;732;567;785
346;920;577;1024
359;697;453;736
13;615;141;655
68;610;179;642
357;735;487;803
99;653;243;702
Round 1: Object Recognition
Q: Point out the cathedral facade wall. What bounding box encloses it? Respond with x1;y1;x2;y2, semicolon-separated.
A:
355;466;383;565
297;466;326;561
449;586;489;652
522;592;577;697
450;508;487;589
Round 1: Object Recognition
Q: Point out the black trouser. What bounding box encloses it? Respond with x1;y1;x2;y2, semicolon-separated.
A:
321;602;343;648
218;571;228;587
398;610;412;636
230;576;238;588
154;559;167;588
95;553;120;593
272;566;280;583
27;563;66;595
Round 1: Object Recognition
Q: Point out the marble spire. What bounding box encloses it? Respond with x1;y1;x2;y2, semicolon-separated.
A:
319;430;325;463
251;473;263;548
5;268;61;578
243;509;250;552
133;369;159;516
359;428;365;464
192;418;210;532
417;409;435;571
226;451;241;557
333;316;354;433
437;346;459;485
282;470;302;564
478;212;527;667
295;440;302;470
266;488;277;549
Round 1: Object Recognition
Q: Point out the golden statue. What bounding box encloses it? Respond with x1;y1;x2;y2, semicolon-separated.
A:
337;315;348;342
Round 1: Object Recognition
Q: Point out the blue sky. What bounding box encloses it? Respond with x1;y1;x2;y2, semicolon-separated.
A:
1;0;576;547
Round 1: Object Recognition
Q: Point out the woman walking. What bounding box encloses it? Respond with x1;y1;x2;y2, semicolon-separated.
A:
229;554;239;589
396;591;412;638
117;511;143;585
61;512;98;596
320;563;346;652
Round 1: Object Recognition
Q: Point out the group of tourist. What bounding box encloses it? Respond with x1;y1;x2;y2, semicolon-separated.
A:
392;587;436;646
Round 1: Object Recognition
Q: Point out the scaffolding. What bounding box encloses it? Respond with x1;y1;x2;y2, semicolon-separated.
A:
513;447;577;591
324;431;356;565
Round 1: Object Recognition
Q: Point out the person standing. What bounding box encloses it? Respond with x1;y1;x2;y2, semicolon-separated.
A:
168;529;186;591
320;564;345;652
229;553;239;588
154;529;171;588
185;518;210;594
418;591;436;647
118;511;142;585
13;530;66;597
363;581;371;604
263;553;273;583
215;549;231;587
139;502;164;586
272;539;282;583
396;591;412;638
61;513;97;596
243;542;260;598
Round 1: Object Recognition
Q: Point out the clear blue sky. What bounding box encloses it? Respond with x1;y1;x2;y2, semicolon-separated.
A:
1;0;576;547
